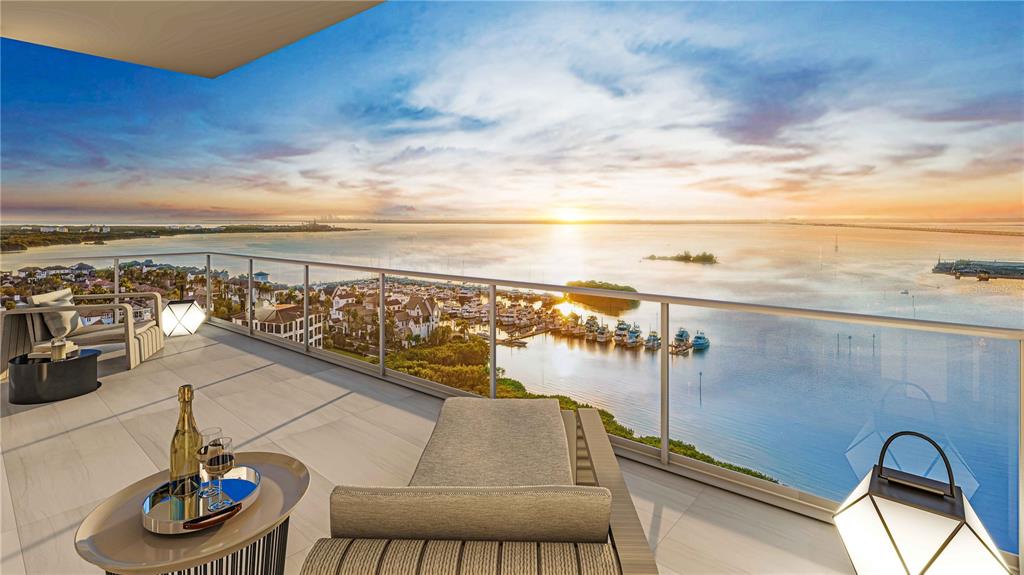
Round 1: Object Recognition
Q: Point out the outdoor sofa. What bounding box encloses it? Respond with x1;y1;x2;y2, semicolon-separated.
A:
0;288;164;376
302;397;659;575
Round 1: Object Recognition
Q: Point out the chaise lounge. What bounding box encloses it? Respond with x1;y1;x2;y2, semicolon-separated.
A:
0;288;165;374
302;397;659;575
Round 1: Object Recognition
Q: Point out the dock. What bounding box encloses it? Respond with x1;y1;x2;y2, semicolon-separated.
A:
932;259;1024;281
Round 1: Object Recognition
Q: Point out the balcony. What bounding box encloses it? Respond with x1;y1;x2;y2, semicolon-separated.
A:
2;325;856;574
1;250;1021;574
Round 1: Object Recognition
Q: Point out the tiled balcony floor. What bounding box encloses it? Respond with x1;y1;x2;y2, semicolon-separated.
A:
1;325;854;574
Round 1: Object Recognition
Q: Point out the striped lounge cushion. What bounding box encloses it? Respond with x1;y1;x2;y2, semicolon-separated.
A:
301;538;620;575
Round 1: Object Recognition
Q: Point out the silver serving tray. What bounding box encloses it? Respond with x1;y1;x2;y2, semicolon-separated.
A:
142;465;261;535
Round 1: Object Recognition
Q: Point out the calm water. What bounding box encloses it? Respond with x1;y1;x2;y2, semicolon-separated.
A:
4;223;1022;549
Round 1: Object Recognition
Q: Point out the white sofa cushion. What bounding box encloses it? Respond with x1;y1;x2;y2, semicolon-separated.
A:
28;289;80;338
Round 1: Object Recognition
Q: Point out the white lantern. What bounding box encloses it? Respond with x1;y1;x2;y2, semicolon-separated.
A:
161;299;206;336
834;431;1010;575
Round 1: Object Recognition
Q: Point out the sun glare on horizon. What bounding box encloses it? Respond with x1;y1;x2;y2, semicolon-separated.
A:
553;207;587;223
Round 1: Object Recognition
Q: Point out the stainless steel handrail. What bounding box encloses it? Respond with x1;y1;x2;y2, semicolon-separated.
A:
99;250;1022;340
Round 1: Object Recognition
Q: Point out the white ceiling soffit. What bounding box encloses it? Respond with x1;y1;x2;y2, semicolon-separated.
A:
1;1;383;78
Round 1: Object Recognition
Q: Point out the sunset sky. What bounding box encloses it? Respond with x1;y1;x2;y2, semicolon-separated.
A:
2;2;1022;223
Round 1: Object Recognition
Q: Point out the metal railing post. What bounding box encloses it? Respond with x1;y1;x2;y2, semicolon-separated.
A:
1019;338;1023;569
247;259;254;335
378;273;386;376
489;284;497;398
303;265;310;353
205;254;212;318
660;302;670;465
113;257;120;323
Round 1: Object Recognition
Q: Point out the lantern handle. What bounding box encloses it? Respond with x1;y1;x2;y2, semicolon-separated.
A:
877;431;956;498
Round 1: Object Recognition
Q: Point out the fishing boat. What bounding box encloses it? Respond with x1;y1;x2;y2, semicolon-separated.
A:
673;327;690;346
644;331;661;351
691;331;710;350
624;324;642;347
596;324;611;343
573;324;587;338
613;320;629;343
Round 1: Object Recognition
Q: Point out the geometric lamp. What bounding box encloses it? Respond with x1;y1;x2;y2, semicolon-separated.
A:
161;299;206;336
834;431;1010;575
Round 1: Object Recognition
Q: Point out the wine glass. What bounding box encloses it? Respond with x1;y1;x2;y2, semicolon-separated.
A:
204;437;235;511
195;427;222;498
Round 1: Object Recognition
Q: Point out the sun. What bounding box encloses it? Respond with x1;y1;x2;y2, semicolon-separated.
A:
552;207;586;223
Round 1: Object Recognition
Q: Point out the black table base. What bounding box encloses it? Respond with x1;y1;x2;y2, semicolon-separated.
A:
105;518;289;575
8;349;102;404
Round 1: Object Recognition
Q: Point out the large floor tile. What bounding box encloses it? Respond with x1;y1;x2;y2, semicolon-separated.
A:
1;527;27;575
621;458;703;546
275;413;422;486
351;392;442;448
655;486;854;574
17;498;102;575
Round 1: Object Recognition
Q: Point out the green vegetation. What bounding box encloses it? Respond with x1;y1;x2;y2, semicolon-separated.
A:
0;223;365;252
565;280;640;314
645;251;718;264
385;336;776;483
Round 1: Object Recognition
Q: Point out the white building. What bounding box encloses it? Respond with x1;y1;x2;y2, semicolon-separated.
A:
231;303;323;347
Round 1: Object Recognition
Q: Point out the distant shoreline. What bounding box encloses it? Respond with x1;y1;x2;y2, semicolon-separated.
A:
0;224;367;254
782;222;1023;237
312;219;1022;237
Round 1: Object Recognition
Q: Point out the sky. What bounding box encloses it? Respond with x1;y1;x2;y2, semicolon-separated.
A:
1;1;1022;224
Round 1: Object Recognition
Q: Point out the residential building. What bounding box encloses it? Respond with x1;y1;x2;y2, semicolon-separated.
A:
231;303;324;347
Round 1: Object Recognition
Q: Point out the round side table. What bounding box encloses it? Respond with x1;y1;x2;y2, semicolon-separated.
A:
75;452;309;575
8;348;102;404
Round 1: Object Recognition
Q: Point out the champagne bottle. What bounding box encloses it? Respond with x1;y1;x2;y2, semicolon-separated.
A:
169;384;201;499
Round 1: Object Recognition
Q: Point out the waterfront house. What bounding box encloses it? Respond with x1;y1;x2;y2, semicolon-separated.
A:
231;303;324;347
253;270;271;283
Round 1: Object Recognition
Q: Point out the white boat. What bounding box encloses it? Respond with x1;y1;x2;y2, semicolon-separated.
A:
673;327;690;346
596;324;610;343
613;320;629;343
644;331;661;350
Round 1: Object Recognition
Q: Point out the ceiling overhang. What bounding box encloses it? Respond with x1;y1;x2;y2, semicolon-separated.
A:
1;1;383;78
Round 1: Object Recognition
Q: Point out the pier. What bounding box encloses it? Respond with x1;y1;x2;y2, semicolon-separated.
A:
932;259;1024;281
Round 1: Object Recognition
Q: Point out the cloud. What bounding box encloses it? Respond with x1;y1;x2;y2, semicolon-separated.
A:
917;92;1023;124
888;144;947;165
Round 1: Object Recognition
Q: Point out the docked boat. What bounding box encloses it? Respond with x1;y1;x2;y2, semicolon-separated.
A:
691;331;710;350
673;327;690;346
613;320;629;343
624;324;642;347
644;331;661;351
596;324;611;343
573;324;587;338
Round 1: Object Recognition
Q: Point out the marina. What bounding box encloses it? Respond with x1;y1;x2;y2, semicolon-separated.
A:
932;259;1024;280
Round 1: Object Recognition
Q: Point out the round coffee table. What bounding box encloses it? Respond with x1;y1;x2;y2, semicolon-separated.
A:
8;348;102;404
75;452;309;575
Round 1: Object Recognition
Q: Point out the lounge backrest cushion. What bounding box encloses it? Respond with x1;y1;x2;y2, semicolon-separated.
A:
27;289;79;340
330;485;612;543
410;397;573;487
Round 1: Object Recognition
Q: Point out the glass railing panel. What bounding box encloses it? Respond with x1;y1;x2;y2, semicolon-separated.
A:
664;307;1019;553
308;265;379;366
383;275;489;396
1;256;116;305
231;259;308;347
207;255;252;323
496;284;664;448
